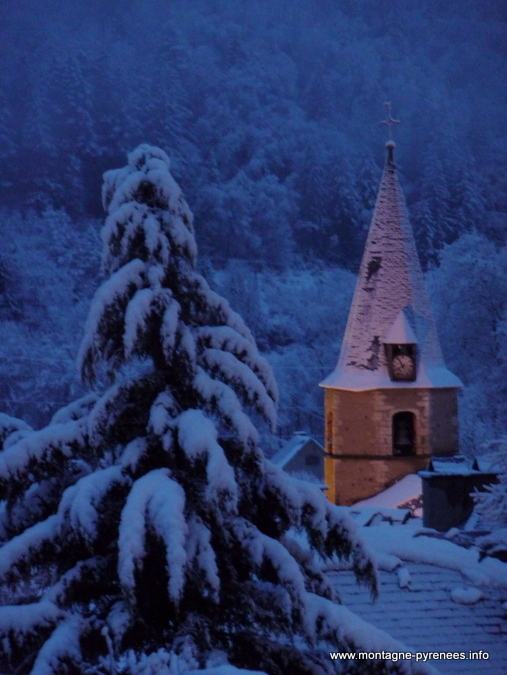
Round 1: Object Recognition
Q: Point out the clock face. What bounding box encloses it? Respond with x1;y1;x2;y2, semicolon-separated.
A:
392;354;415;380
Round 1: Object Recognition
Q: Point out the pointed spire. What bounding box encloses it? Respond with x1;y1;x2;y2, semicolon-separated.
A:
321;138;462;391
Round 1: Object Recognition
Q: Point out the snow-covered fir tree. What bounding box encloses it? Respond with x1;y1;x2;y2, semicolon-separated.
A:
0;145;428;675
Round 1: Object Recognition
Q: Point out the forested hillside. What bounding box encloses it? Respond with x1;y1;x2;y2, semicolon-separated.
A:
0;0;506;451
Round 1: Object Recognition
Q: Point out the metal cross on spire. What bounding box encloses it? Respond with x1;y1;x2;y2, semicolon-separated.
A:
380;102;400;140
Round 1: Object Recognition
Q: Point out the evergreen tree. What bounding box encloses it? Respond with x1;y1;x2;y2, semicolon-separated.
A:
0;145;423;675
427;231;507;450
411;199;442;269
417;151;454;247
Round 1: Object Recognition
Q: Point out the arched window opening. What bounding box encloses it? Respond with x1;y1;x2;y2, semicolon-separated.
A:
392;411;416;456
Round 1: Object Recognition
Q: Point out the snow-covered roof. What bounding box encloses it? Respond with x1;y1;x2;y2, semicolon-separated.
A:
270;432;322;469
385;309;418;344
321;144;462;392
321;364;462;390
354;474;422;509
419;455;499;478
330;517;507;673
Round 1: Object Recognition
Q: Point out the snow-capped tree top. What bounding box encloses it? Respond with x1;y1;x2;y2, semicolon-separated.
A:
101;143;196;277
79;144;264;409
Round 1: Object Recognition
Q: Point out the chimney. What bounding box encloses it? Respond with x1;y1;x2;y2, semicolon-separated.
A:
419;456;499;531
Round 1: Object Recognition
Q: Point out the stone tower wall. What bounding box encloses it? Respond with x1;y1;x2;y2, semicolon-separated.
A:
324;387;458;505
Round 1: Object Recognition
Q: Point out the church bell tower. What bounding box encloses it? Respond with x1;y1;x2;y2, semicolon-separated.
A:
320;135;462;506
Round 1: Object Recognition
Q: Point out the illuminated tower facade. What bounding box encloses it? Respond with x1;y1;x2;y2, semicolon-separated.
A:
320;141;461;505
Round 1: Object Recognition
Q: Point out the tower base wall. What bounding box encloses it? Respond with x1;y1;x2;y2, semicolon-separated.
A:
324;387;459;505
325;454;429;506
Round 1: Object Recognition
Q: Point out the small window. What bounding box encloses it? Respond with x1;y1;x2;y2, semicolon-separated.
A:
305;454;320;467
392;411;416;456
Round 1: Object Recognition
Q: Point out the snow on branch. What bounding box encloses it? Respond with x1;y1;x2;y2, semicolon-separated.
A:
185;515;220;600
160;296;181;364
259;465;377;595
143;212;169;262
123;286;176;360
87;375;157;447
193;369;259;447
231;517;306;608
0;601;63;660
185;272;254;343
281;535;339;603
322;501;377;594
102;143;197;269
29;615;85;675
102;164;131;212
195;325;278;403
105;600;132;650
0;514;60;583
290;477;328;538
175;409;238;512
123;287;156;358
78;258;147;384
0;418;88;491
42;556;110;607
58;465;131;544
199;349;276;429
107;155;185;221
118;469;187;603
161;205;197;264
49;394;98;426
120;437;150;474
304;594;437;675
259;461;305;528
148;391;179;437
101;202;150;273
127;144;171;178
108;208;172;274
3;477;80;542
0;413;32;451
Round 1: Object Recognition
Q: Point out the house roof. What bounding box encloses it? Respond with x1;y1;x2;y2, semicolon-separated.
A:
329;516;507;674
354;474;422;510
321;143;461;392
420;455;498;478
270;432;322;469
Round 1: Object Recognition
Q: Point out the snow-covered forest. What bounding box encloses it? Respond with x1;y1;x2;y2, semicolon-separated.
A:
1;0;506;451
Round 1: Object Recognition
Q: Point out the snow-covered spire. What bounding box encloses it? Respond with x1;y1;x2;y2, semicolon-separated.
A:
321;142;461;391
